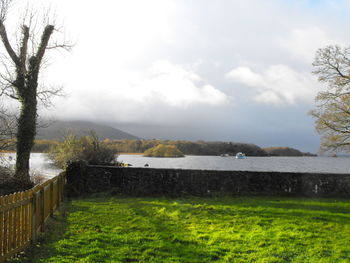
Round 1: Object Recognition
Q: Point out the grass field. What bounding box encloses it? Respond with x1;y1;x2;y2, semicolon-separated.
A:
9;195;350;263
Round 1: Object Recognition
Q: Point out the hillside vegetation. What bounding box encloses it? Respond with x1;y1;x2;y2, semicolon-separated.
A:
4;139;315;157
144;144;184;157
36;120;139;140
16;139;269;156
108;139;268;156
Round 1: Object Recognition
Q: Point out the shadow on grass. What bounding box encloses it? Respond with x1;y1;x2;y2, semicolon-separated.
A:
125;202;219;262
6;201;76;263
6;195;350;263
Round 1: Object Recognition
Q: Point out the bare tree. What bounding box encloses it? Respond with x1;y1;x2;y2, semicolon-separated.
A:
0;0;70;185
0;105;15;151
311;45;350;153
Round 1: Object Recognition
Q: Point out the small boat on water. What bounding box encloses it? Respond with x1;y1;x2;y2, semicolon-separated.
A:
220;154;230;157
235;152;246;159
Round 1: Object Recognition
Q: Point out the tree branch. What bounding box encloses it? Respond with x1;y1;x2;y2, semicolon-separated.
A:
34;24;54;68
19;25;29;71
0;21;20;66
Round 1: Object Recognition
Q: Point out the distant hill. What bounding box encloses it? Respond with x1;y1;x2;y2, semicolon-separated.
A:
263;147;316;157
36;120;139;140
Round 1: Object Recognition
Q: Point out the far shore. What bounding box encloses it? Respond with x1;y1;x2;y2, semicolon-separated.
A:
1;151;144;155
118;152;143;155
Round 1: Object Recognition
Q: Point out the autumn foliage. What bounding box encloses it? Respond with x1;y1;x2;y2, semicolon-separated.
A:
143;144;184;157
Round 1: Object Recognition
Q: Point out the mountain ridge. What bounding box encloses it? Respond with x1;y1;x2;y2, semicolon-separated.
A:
36;120;140;140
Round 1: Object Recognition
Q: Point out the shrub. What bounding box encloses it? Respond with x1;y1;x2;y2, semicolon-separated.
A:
143;144;184;157
0;165;13;183
0;166;35;195
49;132;117;169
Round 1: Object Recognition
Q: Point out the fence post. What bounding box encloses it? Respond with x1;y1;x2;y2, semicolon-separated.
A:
50;182;54;217
31;192;37;244
56;177;60;209
3;196;8;256
61;173;65;202
8;195;13;254
40;189;45;232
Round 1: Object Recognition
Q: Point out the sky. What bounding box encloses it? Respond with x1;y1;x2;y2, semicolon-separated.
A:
2;0;350;152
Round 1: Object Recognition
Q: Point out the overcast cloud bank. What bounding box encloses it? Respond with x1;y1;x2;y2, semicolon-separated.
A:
2;0;350;152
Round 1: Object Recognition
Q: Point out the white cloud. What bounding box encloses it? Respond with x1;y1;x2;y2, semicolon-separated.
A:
277;27;345;63
129;60;228;107
48;60;229;122
5;0;350;150
226;65;319;105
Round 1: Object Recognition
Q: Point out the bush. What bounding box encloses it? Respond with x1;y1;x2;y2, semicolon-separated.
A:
49;132;117;169
0;165;13;183
0;166;35;195
143;144;184;157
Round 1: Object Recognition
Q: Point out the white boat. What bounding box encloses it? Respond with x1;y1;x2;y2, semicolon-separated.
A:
235;152;246;159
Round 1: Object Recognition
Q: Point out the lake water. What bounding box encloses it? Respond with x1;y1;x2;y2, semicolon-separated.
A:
118;154;350;174
1;153;349;177
1;153;61;178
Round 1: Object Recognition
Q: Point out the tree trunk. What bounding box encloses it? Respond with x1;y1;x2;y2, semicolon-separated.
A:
14;90;37;185
0;12;55;186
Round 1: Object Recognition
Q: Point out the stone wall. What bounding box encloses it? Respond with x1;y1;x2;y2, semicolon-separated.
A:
65;162;350;197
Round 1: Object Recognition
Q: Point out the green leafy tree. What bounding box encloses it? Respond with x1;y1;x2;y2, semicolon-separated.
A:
311;45;350;152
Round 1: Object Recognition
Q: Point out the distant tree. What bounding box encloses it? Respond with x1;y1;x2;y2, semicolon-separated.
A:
311;45;350;152
0;0;70;185
262;147;304;157
144;144;184;157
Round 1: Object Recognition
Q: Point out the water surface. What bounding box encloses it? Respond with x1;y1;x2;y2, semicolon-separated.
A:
1;153;61;178
1;153;349;176
118;154;350;174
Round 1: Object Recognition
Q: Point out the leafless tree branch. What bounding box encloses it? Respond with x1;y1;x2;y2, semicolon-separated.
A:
0;0;71;182
311;45;350;153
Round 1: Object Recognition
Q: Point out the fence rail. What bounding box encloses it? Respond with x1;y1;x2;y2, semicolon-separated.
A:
0;173;65;262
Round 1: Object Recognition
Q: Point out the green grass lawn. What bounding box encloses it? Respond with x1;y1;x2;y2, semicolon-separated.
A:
9;194;350;263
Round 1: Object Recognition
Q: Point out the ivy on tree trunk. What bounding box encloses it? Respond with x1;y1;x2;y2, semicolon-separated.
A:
0;5;55;185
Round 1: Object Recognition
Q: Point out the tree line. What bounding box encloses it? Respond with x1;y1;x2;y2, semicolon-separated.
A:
4;138;315;157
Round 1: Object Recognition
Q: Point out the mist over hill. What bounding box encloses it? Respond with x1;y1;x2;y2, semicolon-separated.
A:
36;120;140;140
34;120;316;156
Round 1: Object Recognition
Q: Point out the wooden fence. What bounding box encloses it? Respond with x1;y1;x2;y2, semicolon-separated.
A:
0;172;65;262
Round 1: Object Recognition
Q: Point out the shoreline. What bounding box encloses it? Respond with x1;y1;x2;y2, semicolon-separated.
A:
118;152;143;155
